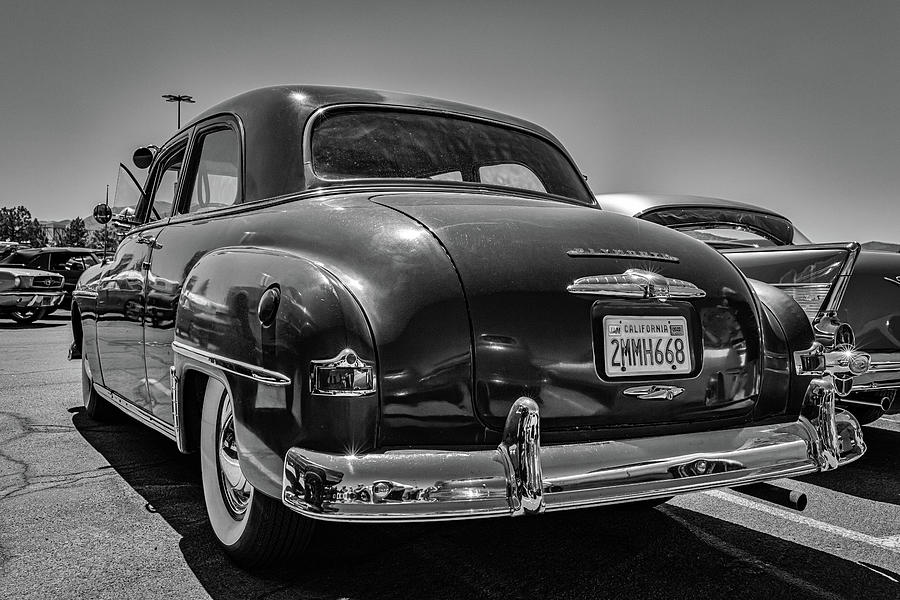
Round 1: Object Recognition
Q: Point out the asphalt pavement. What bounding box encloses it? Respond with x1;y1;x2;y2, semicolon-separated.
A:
1;314;898;599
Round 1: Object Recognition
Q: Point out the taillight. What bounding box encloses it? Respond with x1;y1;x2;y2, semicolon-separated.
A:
726;244;859;325
310;349;376;396
771;283;831;320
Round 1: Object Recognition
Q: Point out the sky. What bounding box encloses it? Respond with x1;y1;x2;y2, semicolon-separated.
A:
1;0;898;242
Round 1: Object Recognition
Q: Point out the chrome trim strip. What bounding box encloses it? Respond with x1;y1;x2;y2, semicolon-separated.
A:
170;366;188;453
93;384;176;441
824;242;861;314
567;248;680;263
567;269;706;299
171;340;291;387
281;389;865;522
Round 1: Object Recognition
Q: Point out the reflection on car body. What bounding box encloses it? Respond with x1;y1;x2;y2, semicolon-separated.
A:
0;246;98;311
70;87;870;568
0;265;65;323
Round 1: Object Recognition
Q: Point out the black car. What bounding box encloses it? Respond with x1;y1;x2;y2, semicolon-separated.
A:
0;247;99;309
72;86;869;567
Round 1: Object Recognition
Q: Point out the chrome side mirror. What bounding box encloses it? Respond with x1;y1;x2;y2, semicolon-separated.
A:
92;203;112;225
133;145;158;170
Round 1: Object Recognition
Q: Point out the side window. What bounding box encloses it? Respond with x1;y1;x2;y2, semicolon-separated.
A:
183;128;240;214
49;253;76;271
145;146;186;223
82;254;98;267
27;254;49;270
478;163;546;193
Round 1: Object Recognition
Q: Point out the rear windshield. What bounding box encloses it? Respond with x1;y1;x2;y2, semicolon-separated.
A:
310;109;593;204
641;207;796;246
0;251;34;265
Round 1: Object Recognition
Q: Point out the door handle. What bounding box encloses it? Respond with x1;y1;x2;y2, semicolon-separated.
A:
136;234;162;249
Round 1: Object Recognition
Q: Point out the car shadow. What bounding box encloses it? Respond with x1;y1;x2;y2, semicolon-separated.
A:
0;309;70;329
798;425;900;506
0;321;67;329
72;408;898;600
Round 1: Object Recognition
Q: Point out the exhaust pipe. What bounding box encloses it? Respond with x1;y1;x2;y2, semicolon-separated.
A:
735;482;807;511
840;394;893;412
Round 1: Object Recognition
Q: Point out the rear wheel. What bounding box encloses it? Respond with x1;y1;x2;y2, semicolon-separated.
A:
200;378;315;569
9;308;47;324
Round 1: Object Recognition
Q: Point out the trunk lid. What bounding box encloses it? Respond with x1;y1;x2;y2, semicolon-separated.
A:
373;192;763;433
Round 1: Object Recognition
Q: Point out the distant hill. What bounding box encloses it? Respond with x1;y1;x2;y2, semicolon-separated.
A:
862;241;900;253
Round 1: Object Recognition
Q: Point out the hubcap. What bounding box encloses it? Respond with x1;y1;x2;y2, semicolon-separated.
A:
216;393;252;518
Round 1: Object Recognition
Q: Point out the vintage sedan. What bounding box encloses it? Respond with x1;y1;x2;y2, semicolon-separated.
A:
599;193;900;425
72;86;869;568
0;265;65;322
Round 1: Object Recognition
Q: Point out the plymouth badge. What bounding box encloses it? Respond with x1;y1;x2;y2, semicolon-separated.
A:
567;248;680;263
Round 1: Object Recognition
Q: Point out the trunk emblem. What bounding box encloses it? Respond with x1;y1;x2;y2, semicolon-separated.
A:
567;269;706;300
567;248;679;263
883;276;900;288
623;385;685;400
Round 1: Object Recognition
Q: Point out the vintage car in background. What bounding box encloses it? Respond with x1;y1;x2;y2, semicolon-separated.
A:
598;193;900;425
0;265;65;323
0;247;100;310
71;86;870;568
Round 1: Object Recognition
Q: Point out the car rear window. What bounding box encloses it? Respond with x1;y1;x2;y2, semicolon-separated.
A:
641;207;796;246
0;251;37;266
310;109;593;204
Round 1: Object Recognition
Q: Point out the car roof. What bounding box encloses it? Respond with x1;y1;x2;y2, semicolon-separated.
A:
11;247;96;255
595;193;787;219
186;85;559;142
167;85;578;204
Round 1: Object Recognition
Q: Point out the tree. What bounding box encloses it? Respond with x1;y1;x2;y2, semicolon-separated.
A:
23;218;47;247
89;226;118;255
61;217;88;247
0;206;47;247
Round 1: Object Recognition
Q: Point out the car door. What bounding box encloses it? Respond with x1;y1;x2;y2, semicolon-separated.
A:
143;120;244;423
95;141;187;411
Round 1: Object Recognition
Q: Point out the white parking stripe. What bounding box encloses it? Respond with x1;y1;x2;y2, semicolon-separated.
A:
705;489;900;553
661;506;846;600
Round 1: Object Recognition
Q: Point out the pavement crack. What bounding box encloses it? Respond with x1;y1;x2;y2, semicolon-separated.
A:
25;423;76;433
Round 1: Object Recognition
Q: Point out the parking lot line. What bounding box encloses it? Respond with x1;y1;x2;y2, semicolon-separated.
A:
705;489;900;552
660;506;845;600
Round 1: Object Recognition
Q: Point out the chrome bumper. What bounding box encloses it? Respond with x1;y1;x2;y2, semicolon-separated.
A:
282;378;865;522
0;291;65;309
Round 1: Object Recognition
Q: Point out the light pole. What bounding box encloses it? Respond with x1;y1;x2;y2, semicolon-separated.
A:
162;93;195;129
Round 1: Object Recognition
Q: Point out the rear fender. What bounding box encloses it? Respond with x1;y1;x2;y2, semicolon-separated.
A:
749;279;815;417
172;246;377;499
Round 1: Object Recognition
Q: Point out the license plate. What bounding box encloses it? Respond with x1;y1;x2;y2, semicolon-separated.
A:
603;315;691;377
